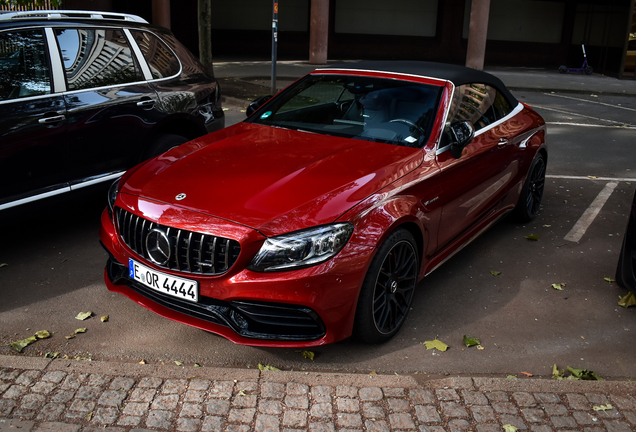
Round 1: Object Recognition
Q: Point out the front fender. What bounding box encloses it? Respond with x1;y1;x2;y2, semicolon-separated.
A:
341;193;440;281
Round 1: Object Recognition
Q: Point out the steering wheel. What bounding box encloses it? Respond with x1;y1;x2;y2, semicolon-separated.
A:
389;118;425;135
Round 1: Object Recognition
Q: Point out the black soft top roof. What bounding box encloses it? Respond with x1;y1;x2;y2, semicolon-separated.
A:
318;61;518;105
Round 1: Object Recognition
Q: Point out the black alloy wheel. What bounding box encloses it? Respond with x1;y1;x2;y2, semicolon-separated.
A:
514;154;546;222
354;229;418;343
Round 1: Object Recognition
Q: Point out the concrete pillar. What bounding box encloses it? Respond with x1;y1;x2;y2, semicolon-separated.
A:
465;0;490;70
309;0;329;65
152;0;171;29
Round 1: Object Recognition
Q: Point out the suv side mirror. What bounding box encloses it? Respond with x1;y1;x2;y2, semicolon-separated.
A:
246;95;273;117
449;120;475;158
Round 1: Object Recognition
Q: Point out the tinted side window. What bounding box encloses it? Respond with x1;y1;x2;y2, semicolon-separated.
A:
130;30;180;79
0;30;51;101
55;28;143;91
492;91;513;119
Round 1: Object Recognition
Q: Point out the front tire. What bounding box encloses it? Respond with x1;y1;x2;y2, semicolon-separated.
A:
353;229;419;344
513;154;546;222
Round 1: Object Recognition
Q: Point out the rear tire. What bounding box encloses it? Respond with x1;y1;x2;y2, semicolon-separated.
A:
144;134;189;160
558;65;567;74
513;154;546;223
584;65;593;75
353;229;418;344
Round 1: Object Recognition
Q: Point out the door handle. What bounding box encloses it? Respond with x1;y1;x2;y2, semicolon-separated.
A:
137;99;155;109
38;115;66;125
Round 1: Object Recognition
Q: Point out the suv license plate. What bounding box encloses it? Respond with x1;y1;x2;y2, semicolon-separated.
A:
129;259;199;302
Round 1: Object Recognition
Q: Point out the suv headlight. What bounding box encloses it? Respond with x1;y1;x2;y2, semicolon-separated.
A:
248;223;354;272
107;178;120;217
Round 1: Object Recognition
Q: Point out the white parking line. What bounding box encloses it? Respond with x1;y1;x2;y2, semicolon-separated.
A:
563;181;619;243
532;105;631;127
543;93;636;113
547;174;636;182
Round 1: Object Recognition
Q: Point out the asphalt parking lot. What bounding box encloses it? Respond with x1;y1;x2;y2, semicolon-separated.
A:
1;86;635;380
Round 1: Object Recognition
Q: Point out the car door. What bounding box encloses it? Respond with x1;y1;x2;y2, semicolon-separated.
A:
435;83;520;251
0;28;68;208
54;27;161;184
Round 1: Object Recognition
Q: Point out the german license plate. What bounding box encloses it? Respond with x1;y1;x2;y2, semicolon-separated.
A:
129;259;199;302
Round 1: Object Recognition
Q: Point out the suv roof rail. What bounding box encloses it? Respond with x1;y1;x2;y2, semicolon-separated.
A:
0;10;149;23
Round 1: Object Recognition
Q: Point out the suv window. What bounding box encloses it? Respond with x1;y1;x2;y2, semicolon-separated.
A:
55;28;144;91
130;30;180;79
0;29;51;101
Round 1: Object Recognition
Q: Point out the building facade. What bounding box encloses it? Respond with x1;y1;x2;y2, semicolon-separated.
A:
6;0;635;78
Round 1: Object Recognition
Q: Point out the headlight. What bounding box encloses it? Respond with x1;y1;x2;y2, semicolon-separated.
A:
247;223;354;272
107;178;120;216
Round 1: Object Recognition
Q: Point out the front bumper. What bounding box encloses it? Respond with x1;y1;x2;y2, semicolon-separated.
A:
100;206;375;347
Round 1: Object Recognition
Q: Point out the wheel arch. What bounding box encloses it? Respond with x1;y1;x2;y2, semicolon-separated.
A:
344;195;430;280
143;116;207;155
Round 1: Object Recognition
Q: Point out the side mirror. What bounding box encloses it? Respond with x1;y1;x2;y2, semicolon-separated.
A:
246;95;273;117
449;120;475;158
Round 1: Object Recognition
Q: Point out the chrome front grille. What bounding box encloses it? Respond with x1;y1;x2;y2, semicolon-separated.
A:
116;208;241;275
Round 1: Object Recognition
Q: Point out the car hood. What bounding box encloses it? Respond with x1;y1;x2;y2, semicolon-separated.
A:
121;123;423;237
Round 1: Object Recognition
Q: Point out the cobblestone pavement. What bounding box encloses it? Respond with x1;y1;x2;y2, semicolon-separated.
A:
1;356;635;432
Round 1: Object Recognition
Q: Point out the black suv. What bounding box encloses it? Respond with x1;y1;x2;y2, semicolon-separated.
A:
0;10;224;210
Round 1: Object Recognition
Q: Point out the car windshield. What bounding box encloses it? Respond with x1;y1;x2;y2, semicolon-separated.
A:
248;74;443;148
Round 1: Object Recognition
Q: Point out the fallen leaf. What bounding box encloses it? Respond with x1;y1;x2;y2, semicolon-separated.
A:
101;315;109;322
552;364;565;380
35;330;51;339
194;363;201;367
463;335;480;347
524;234;539;241
564;200;568;203
65;334;76;340
588;175;598;179
174;361;184;366
237;390;246;396
86;412;93;421
619;292;636;308
604;277;615;283
10;336;37;352
0;263;7;268
369;371;377;375
424;339;449;352
567;366;604;381
44;352;59;359
258;363;281;371
593;404;613;412
507;375;517;379
490;271;501;276
74;328;87;334
75;311;93;320
139;359;146;364
301;351;315;361
521;372;533;377
551;283;563;290
476;345;485;350
543;224;551;227
503;424;518;432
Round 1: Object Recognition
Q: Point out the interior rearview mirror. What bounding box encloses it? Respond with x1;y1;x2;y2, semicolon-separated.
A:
449;120;475;159
246;95;273;117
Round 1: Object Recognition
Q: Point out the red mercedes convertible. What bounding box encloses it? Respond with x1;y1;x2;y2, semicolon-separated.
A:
100;61;547;347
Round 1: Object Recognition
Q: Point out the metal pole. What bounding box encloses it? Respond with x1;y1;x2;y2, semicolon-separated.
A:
271;1;278;94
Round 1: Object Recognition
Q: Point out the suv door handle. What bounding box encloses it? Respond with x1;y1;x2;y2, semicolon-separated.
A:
137;99;155;109
38;115;66;125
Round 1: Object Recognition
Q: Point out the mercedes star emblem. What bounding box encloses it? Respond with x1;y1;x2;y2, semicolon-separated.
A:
146;228;171;266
